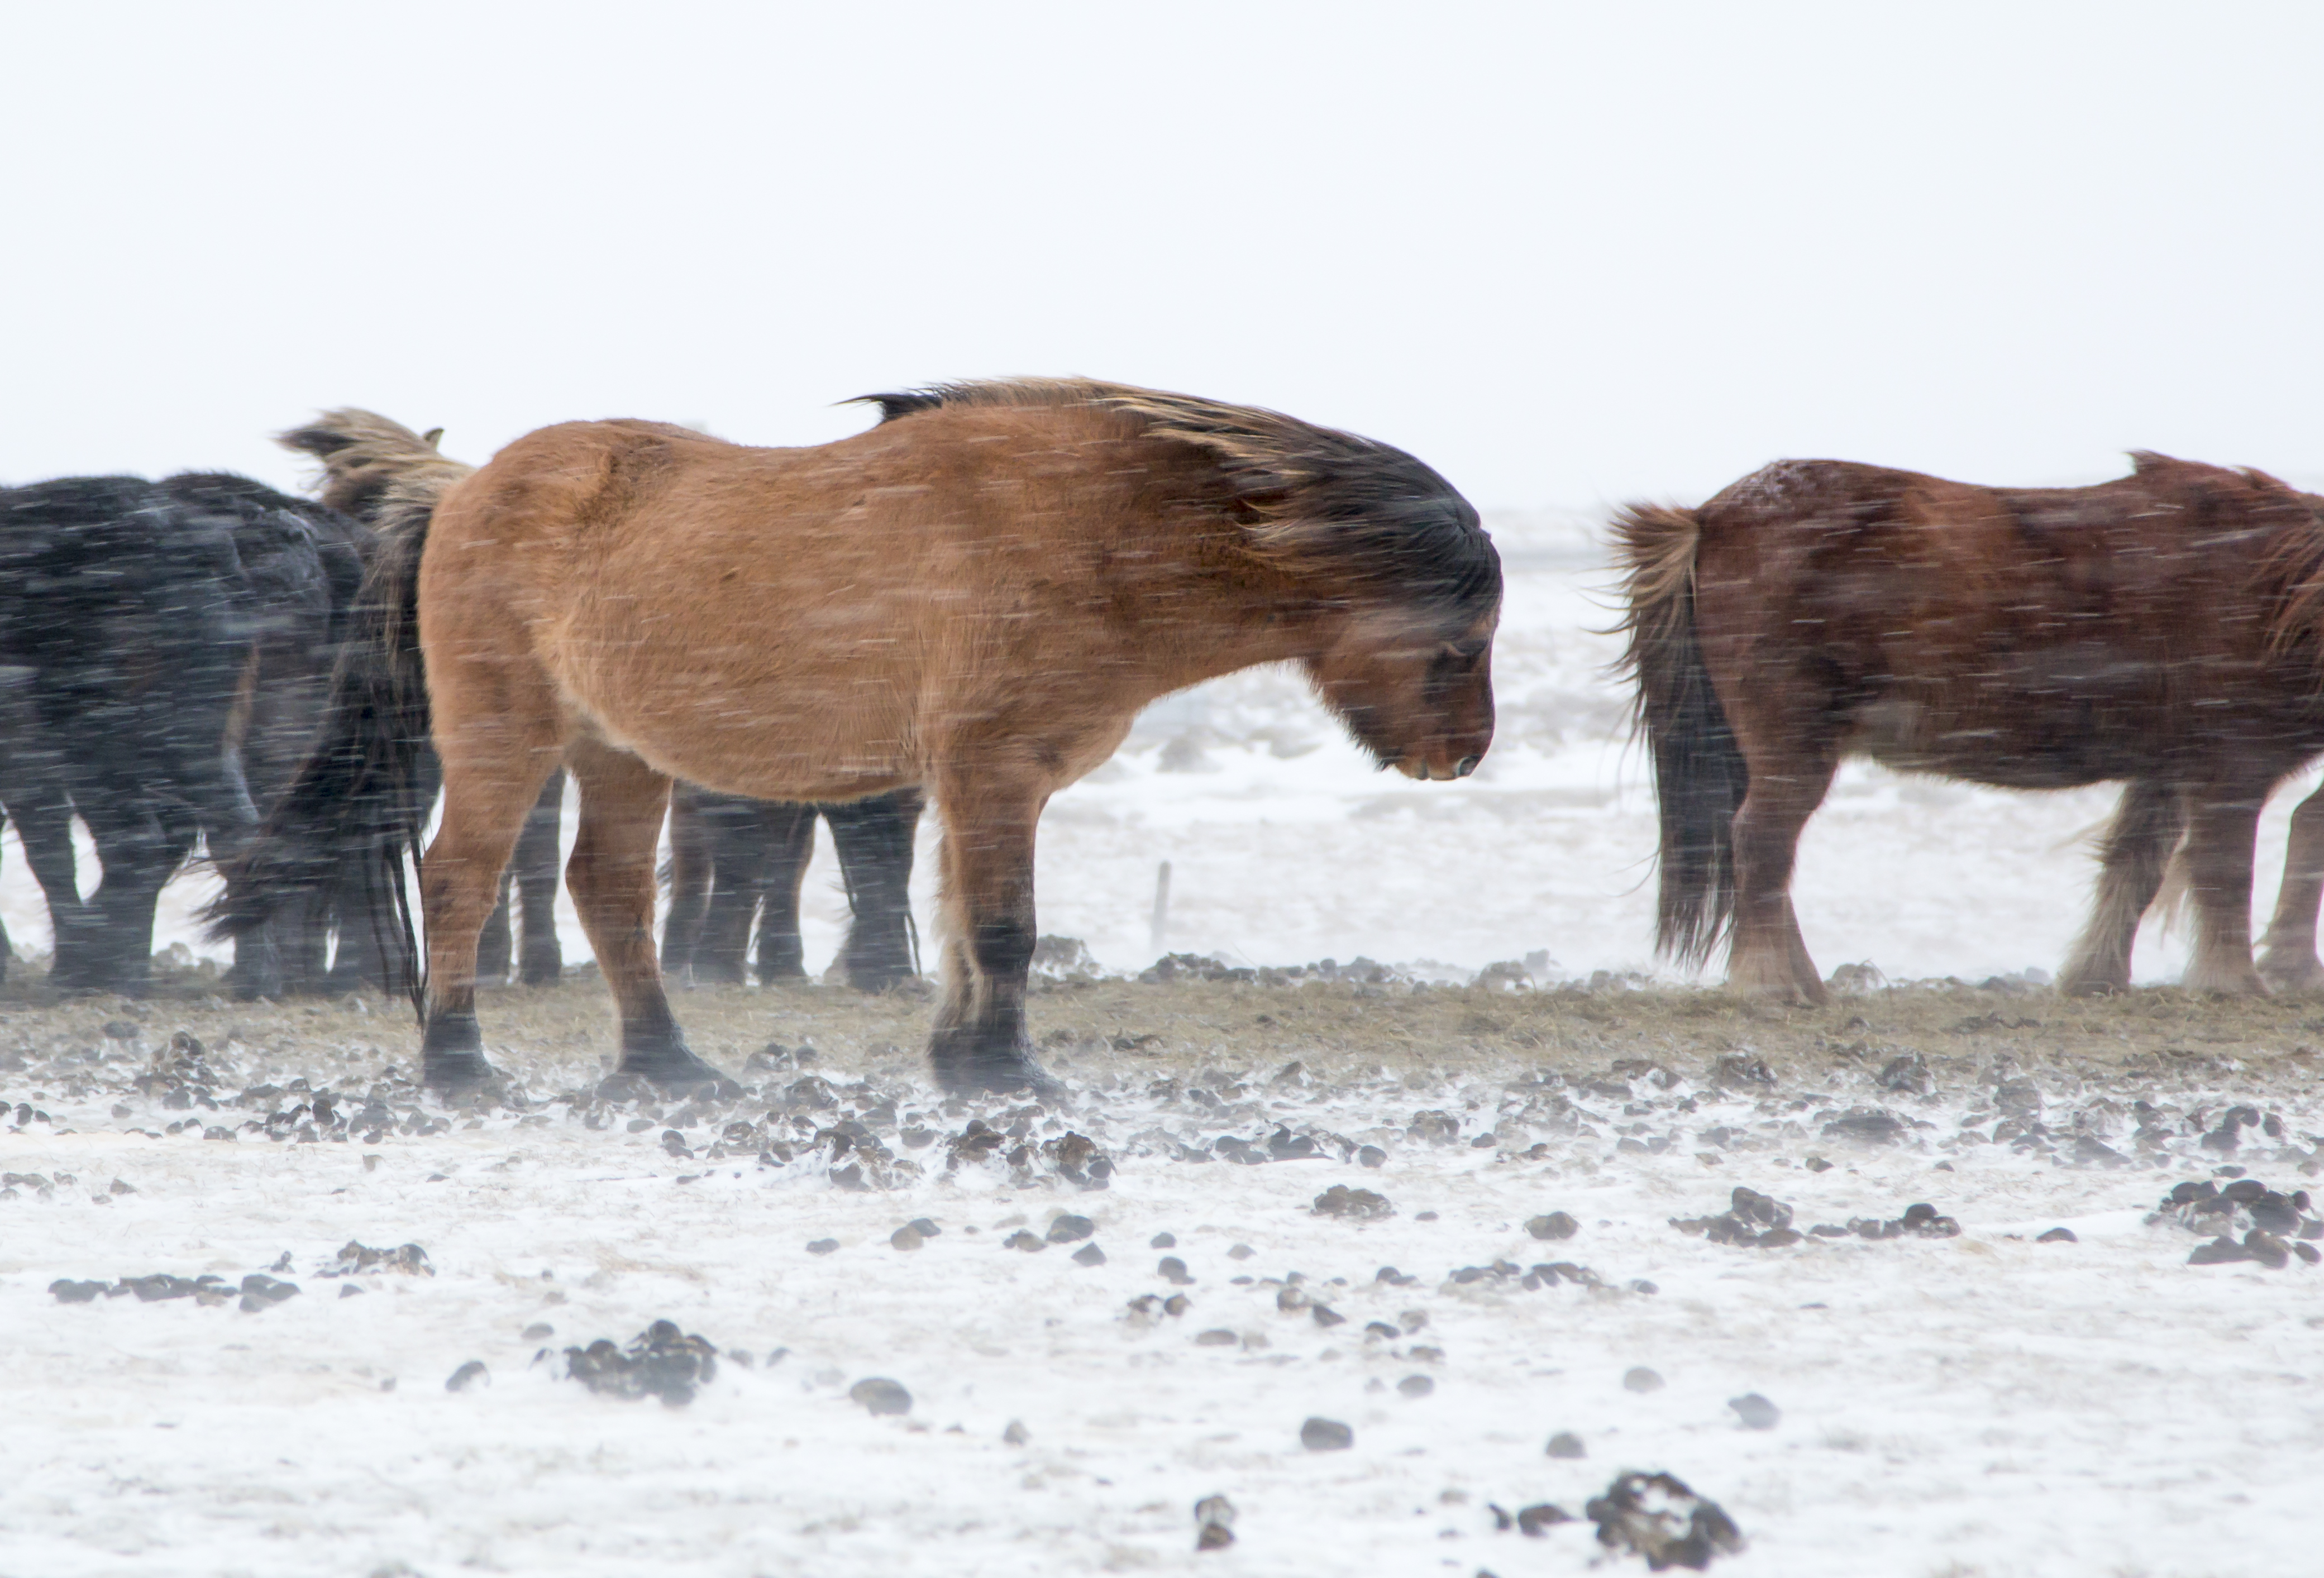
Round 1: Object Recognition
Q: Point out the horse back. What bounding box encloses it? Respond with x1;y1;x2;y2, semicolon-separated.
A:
1689;456;2324;787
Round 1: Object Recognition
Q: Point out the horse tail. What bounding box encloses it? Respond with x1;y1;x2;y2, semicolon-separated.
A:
204;412;471;1014
1612;502;1746;969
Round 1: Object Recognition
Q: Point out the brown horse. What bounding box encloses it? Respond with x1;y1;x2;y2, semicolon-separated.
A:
1617;453;2324;1003
218;382;1499;1093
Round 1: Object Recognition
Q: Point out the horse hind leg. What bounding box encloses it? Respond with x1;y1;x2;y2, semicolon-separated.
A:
2258;780;2324;993
928;774;1050;1094
2059;781;2184;997
747;802;815;985
418;749;563;1092
476;874;515;983
2178;782;2269;996
1722;754;1836;1005
564;739;728;1092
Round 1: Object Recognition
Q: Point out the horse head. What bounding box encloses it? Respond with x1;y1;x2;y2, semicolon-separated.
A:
1306;603;1497;779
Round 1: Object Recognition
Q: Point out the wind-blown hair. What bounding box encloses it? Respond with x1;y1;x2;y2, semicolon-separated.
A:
855;379;1500;620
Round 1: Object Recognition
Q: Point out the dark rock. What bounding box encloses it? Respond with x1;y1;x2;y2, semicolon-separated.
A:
1587;1471;1745;1570
2036;1227;2078;1244
806;1238;839;1255
1622;1366;1665;1393
1876;1053;1931;1095
1003;1230;1046;1252
238;1274;300;1312
1821;1109;1906;1144
1151;1231;1177;1249
335;1241;432;1276
1357;1145;1387;1168
1311;1304;1345;1328
124;1274;201;1302
562;1320;719;1405
1313;1184;1394;1220
1728;1392;1780;1429
2188;1235;2251;1266
1363;1320;1399;1339
1194;1328;1238;1346
1803;1156;1834;1173
1159;1256;1194;1284
446;1360;489;1393
1546;1430;1586;1459
1071;1242;1107;1266
1516;1503;1574;1537
1525;1211;1579;1241
522;1322;555;1340
890;1224;926;1251
49;1279;108;1303
1395;1373;1433;1397
338;1283;364;1298
1047;1214;1096;1243
848;1376;913;1416
1300;1416;1354;1451
1227;1244;1256;1260
1003;1418;1030;1445
2245;1230;2290;1270
1194;1494;1236;1551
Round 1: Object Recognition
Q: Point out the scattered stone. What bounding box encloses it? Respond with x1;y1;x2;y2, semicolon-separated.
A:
1159;1256;1194;1285
1364;1320;1399;1340
1194;1494;1236;1551
49;1279;107;1303
338;1283;364;1298
1300;1416;1354;1451
1546;1431;1586;1459
1003;1419;1030;1445
1587;1471;1745;1570
2036;1227;2078;1244
1807;1201;1962;1241
445;1361;489;1393
1047;1214;1096;1243
331;1241;432;1277
1313;1184;1394;1220
522;1322;555;1340
891;1223;926;1250
562;1320;719;1405
1671;1187;1802;1249
1151;1231;1177;1249
1803;1156;1833;1173
1357;1145;1387;1168
806;1238;839;1256
1622;1366;1665;1394
1227;1244;1256;1260
848;1376;913;1416
239;1274;300;1312
1311;1304;1344;1328
1728;1393;1780;1429
1525;1211;1579;1241
1004;1230;1047;1252
1071;1242;1107;1266
1396;1374;1434;1397
1516;1503;1574;1536
1821;1108;1908;1144
1195;1328;1239;1346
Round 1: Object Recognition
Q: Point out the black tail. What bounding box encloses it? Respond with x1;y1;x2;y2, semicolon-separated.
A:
1611;503;1748;968
204;412;471;1013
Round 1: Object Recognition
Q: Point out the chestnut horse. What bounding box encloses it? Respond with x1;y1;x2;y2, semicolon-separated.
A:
218;382;1499;1092
1617;453;2324;1002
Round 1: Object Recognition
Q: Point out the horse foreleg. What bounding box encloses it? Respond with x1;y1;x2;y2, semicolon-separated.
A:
1723;761;1834;1005
2178;783;2268;995
565;740;727;1091
2059;780;2183;996
80;806;194;998
513;768;566;986
827;788;924;992
659;784;713;982
929;782;1047;1094
2258;780;2324;993
11;785;92;987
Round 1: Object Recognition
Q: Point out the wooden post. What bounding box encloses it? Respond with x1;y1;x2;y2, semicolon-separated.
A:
1149;860;1172;959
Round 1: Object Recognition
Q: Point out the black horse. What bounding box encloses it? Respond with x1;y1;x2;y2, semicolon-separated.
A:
663;784;925;991
0;472;360;995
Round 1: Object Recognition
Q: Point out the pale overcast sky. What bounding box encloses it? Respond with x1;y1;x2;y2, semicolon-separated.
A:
4;3;2318;509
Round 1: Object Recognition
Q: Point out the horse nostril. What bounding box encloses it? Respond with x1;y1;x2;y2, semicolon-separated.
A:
1454;755;1480;778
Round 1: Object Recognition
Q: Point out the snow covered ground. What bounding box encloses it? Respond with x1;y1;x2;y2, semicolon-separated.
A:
6;507;2310;991
3;983;2320;1577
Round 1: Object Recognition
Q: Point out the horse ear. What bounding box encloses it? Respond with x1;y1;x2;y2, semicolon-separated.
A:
422;428;445;450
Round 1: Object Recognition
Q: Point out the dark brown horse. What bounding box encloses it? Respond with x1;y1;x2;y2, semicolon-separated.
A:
218;383;1498;1093
1617;453;2324;1002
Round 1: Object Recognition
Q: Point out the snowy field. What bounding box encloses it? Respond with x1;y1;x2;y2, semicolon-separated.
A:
7;514;2324;1577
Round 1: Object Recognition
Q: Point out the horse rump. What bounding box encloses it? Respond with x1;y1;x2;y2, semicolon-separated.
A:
1612;502;1747;969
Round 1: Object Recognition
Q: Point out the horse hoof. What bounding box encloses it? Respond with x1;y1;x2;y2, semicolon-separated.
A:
424;1051;502;1095
616;1049;739;1098
937;1056;1062;1101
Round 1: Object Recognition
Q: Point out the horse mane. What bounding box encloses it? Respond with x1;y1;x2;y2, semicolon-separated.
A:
850;378;1500;617
279;409;472;529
